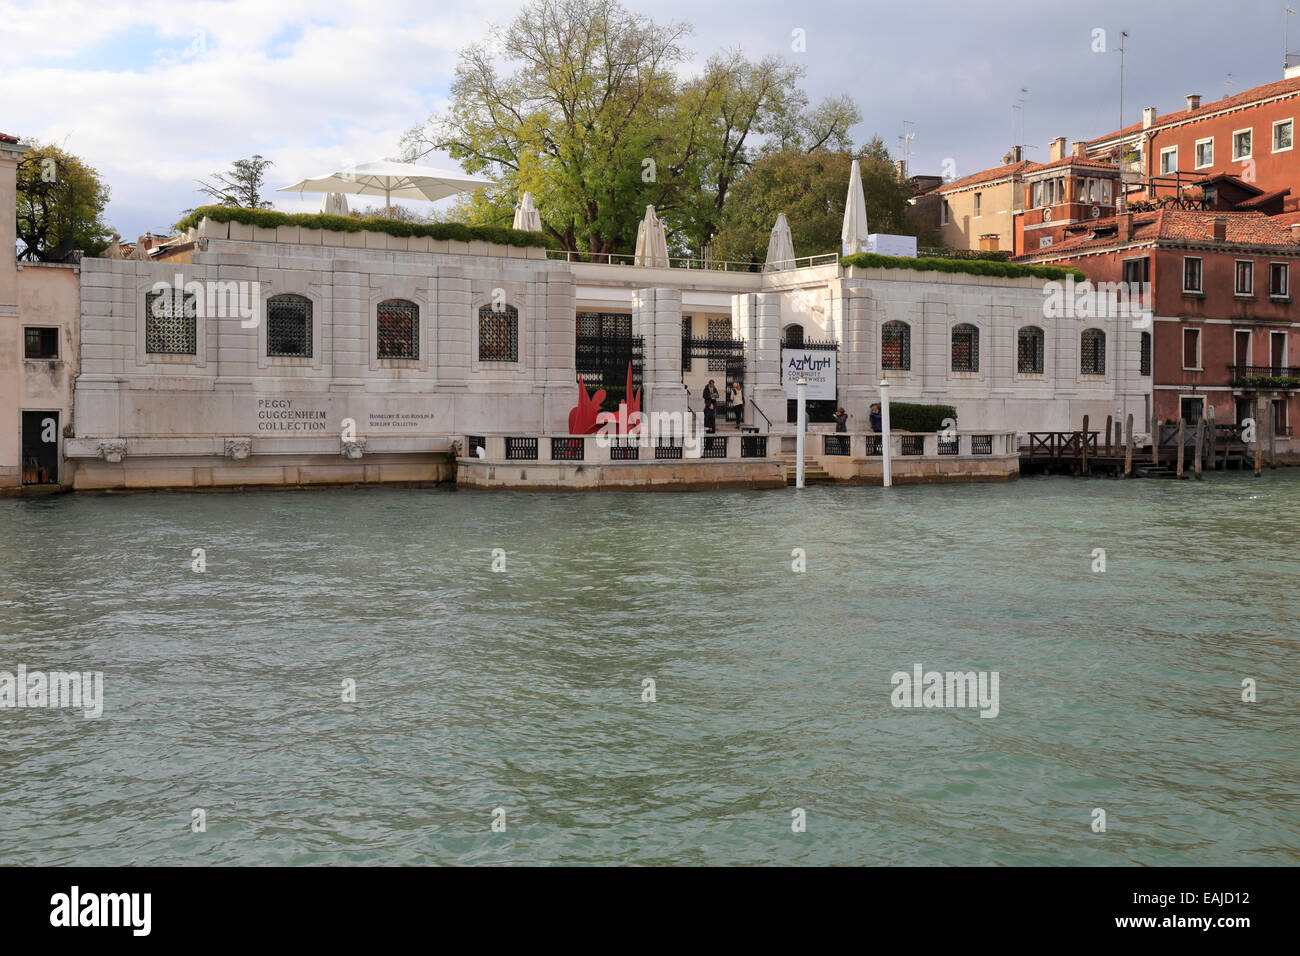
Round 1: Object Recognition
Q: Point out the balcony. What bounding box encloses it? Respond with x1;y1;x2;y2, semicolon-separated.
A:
1228;365;1300;389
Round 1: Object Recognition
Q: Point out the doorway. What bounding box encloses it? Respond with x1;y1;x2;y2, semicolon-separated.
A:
21;410;59;485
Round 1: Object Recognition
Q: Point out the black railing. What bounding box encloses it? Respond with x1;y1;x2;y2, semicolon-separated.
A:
610;438;640;460
576;331;643;412
505;437;538;461
466;435;486;458
865;435;883;456
740;435;767;458
1228;364;1300;386
823;434;852;456
655;437;683;460
682;335;745;376
938;436;959;455
971;435;993;455
796;338;839;351
900;435;925;456
551;437;583;461
702;436;728;458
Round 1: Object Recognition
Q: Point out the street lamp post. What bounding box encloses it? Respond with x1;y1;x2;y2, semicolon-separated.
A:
795;375;807;489
880;376;892;488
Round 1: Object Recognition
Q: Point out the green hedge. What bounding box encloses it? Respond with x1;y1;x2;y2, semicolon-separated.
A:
1235;375;1300;390
888;402;957;432
842;252;1085;281
175;205;557;249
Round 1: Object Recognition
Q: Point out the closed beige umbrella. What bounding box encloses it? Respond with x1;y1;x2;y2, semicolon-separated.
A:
634;205;669;267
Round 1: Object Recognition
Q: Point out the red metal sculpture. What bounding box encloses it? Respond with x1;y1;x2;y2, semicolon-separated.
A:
568;363;641;435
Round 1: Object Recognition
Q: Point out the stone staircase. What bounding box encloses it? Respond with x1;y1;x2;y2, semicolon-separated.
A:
777;450;834;486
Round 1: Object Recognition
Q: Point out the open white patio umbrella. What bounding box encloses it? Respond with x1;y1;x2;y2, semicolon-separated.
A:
320;192;349;216
765;213;796;271
512;191;542;231
842;159;870;256
278;160;496;216
634;204;669;267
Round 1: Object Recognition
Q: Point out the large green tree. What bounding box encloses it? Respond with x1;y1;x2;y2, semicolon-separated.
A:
404;0;857;256
195;155;275;209
15;141;112;260
709;139;921;262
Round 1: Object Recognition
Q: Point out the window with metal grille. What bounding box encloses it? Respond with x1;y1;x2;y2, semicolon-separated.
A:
1140;332;1152;376
782;324;804;348
901;435;925;456
1017;326;1044;374
24;327;59;359
377;299;418;359
144;290;198;354
681;316;692;371
479;304;519;362
971;434;993;455
267;294;312;357
951;324;979;372
1080;328;1105;375
708;317;731;370
740;435;767;458
551;436;583;461
881;321;910;370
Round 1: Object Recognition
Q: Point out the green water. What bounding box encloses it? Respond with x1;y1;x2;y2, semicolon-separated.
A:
0;473;1296;865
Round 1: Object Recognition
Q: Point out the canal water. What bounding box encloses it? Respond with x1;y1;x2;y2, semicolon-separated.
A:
1;474;1296;866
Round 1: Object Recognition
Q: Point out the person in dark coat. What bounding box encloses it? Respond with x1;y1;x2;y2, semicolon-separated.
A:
703;380;719;433
834;407;848;432
748;253;759;273
869;403;882;432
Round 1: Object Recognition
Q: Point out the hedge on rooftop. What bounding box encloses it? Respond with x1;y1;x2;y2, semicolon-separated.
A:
841;252;1085;281
175;205;557;249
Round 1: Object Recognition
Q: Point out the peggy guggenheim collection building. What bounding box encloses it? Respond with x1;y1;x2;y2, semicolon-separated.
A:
2;140;1151;493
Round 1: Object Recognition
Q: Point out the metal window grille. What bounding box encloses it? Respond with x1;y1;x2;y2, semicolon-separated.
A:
1081;329;1105;375
467;435;486;458
1140;332;1152;376
505;437;538;460
610;438;640;460
971;434;993;455
655;437;683;460
681;316;692;372
882;321;910;370
479;304;519;362
24;327;58;359
938;437;959;455
144;290;198;354
1017;327;1044;373
551;437;584;461
865;435;883;455
702;435;727;458
782;325;805;348
377;299;418;359
267;295;312;357
952;324;979;372
575;312;643;412
823;435;851;456
740;435;767;458
901;435;925;456
708;318;731;370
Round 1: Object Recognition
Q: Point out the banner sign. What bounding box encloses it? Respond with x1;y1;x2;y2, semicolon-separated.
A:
782;349;836;400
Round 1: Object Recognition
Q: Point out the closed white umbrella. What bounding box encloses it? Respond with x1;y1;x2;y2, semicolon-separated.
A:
320;192;349;216
842;159;870;256
634;204;669;267
278;160;496;216
765;213;796;271
512;191;542;231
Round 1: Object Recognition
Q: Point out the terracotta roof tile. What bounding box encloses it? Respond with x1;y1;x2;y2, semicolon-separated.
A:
0;133;18;144
1087;74;1300;145
937;160;1042;193
1025;156;1120;173
1016;209;1300;260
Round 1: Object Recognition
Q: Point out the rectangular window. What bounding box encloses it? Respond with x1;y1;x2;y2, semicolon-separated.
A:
1271;331;1287;372
1140;331;1152;376
376;301;418;360
1235;329;1251;368
941;200;950;225
973;192;982;217
144;290;198;355
1271;262;1290;297
1183;257;1203;293
1160;146;1177;174
681;316;692;372
1233;128;1252;160
1121;257;1150;287
1274;118;1293;153
1235;260;1254;296
1101;180;1111;202
1183;327;1201;369
23;327;58;359
707;317;731;371
1181;396;1205;424
1031;183;1042;208
1195;137;1214;168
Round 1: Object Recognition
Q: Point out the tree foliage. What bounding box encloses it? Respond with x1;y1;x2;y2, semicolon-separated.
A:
710;139;915;262
404;0;859;255
15;141;112;260
195;155;275;209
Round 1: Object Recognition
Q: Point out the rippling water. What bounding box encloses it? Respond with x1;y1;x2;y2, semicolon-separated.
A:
1;473;1297;866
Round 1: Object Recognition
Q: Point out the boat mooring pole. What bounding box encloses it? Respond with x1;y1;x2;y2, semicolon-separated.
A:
880;376;892;488
795;375;807;489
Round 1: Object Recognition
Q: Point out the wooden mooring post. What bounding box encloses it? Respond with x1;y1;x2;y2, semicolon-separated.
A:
1193;418;1204;478
1124;414;1134;477
1176;419;1185;478
1081;415;1090;475
1114;419;1123;453
1206;405;1217;470
1104;415;1113;456
1151;413;1160;466
1268;404;1277;468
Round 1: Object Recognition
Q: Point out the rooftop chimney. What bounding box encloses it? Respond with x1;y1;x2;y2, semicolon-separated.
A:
1211;217;1228;241
1186;94;1201;111
1049;136;1067;161
1142;106;1158;129
1118;212;1134;242
1072;142;1087;159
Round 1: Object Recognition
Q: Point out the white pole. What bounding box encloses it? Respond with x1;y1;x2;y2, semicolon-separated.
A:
880;377;892;487
796;375;807;489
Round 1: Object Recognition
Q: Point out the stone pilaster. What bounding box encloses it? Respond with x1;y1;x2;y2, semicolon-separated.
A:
733;292;785;429
633;287;687;418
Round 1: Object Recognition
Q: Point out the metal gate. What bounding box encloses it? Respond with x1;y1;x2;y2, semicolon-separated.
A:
576;312;643;412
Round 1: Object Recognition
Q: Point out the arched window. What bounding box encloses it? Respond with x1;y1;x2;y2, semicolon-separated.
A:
951;323;979;372
479;303;518;362
1081;328;1106;375
881;321;911;370
377;299;418;360
267;294;312;357
1017;326;1044;374
144;289;197;355
782;324;805;348
1140;331;1152;376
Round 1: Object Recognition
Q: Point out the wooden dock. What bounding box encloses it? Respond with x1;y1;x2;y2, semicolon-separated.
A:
1020;413;1258;478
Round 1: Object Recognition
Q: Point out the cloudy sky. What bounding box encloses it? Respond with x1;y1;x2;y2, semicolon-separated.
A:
3;0;1293;238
